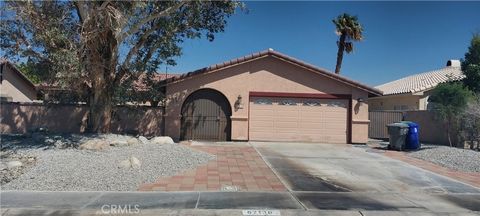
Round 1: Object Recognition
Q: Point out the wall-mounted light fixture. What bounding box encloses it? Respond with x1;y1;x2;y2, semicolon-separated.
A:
234;95;244;110
357;98;365;105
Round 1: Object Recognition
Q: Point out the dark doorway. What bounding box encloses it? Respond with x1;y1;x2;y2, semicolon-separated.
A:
180;88;232;141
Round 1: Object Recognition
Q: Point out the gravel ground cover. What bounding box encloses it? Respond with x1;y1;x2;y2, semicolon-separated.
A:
408;144;480;173
1;135;215;191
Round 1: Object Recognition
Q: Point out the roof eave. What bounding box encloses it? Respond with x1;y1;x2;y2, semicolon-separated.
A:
1;61;37;89
161;49;383;96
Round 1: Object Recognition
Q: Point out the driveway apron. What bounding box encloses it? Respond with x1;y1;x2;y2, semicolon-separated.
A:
252;142;480;212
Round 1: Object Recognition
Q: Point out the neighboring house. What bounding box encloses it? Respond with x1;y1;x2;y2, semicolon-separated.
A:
162;49;382;144
368;60;464;111
0;59;38;102
36;72;179;105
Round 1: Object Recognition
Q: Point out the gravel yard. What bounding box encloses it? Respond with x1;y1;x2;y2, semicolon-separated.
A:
408;144;480;173
1;134;215;191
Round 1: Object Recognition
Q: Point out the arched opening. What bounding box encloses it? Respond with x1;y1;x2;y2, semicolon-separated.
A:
180;88;232;141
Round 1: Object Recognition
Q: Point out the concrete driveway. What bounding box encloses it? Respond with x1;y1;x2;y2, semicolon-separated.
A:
252;142;480;213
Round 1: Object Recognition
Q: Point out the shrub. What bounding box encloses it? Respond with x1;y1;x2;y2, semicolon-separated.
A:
428;82;473;147
460;95;480;150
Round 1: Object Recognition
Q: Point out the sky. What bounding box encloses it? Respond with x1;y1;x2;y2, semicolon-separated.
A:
169;1;480;86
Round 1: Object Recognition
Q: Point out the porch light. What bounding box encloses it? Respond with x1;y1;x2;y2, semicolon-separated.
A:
235;95;244;110
358;98;365;103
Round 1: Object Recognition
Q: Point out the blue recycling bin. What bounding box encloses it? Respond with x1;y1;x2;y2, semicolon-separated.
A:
402;121;420;150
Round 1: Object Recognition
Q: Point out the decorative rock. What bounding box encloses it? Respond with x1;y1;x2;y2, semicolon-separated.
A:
138;136;149;144
110;140;129;147
0;163;7;170
6;161;23;169
127;138;139;146
118;159;132;169
130;156;141;169
118;156;141;169
44;138;56;145
53;140;66;148
79;140;109;150
151;136;174;145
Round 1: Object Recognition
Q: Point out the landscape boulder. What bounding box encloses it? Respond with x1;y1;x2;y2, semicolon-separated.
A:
138;136;149;144
118;156;141;169
79;139;109;150
151;136;174;145
6;161;23;169
127;137;139;145
0;162;7;170
110;139;129;147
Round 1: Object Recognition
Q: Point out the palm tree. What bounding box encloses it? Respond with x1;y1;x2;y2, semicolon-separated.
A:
332;13;363;74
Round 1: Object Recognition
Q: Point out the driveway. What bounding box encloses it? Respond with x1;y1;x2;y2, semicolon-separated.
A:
252;142;480;213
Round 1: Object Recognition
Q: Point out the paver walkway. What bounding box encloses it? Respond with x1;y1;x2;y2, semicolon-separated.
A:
138;144;286;192
383;150;480;188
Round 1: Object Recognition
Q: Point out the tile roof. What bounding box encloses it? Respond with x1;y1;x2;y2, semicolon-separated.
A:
37;72;180;92
375;65;465;95
162;49;383;96
132;73;179;91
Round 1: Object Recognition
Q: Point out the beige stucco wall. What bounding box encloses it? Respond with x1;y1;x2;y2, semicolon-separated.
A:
404;111;450;145
165;56;371;143
0;65;37;102
368;93;430;111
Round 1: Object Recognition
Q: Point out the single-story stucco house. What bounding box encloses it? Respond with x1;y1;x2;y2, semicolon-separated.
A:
161;49;382;144
368;60;465;111
0;59;38;102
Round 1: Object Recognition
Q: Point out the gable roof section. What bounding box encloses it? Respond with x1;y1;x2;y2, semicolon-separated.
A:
375;65;465;96
162;49;382;96
36;72;179;92
0;59;36;89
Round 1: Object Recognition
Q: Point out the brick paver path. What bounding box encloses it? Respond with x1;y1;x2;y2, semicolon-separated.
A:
383;150;480;188
138;145;286;192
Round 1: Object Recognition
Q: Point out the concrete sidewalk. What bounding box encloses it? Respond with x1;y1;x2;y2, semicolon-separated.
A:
1;191;479;216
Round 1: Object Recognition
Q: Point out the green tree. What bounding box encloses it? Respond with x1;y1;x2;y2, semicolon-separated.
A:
461;95;480;150
428;82;473;147
462;33;480;93
0;1;242;133
332;13;363;74
16;59;52;85
16;62;41;84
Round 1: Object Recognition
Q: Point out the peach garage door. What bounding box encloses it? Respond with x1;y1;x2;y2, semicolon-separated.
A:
249;97;348;143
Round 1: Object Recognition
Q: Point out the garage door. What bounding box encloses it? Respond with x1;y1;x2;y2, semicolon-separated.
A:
249;97;348;143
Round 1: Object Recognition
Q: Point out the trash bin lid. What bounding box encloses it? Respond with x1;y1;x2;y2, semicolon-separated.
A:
400;121;419;128
387;122;409;128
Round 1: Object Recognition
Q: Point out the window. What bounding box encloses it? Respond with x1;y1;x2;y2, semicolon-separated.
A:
253;98;272;105
279;99;296;106
0;96;13;102
303;100;321;106
325;101;345;107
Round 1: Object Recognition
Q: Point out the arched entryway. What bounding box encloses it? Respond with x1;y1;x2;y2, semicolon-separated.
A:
180;88;232;141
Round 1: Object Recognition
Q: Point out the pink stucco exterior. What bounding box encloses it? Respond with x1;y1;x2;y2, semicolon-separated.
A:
165;53;378;144
0;62;37;102
0;103;164;136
